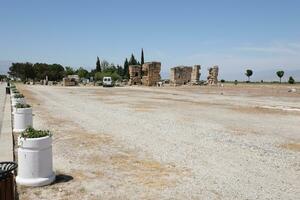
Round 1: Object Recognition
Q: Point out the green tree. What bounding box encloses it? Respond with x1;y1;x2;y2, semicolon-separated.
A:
33;63;48;80
288;76;295;84
276;70;284;83
116;65;124;77
94;72;103;81
48;64;65;81
128;54;138;65
101;60;110;70
8;62;35;81
0;74;7;81
76;67;89;78
65;66;75;76
245;69;253;82
141;48;144;66
96;57;101;72
123;58;129;79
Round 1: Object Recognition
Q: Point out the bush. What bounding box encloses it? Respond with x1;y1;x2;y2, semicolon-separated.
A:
288;76;295;84
261;80;264;83
220;79;225;83
234;80;238;85
15;103;31;108
13;94;24;98
21;127;51;139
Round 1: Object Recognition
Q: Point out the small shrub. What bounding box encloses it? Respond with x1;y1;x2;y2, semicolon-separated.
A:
15;103;31;108
288;76;295;84
21;127;51;139
13;94;24;98
261;80;264;83
220;79;225;83
234;80;238;85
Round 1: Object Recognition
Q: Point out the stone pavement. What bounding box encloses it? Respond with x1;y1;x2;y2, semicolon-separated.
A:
0;83;13;162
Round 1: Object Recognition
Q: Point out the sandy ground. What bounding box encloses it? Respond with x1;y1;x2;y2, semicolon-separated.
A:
16;83;300;200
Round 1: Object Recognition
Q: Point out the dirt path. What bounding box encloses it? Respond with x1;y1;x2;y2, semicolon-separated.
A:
17;84;300;200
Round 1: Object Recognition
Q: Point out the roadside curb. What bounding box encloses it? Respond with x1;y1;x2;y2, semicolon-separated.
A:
0;94;13;161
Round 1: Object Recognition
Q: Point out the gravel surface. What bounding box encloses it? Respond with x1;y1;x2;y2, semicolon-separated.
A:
17;84;300;200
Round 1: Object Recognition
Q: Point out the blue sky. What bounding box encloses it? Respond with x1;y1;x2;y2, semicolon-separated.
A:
1;0;300;80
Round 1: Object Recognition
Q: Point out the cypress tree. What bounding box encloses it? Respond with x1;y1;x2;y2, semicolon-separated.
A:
141;48;144;66
129;54;137;65
123;58;129;79
96;57;101;72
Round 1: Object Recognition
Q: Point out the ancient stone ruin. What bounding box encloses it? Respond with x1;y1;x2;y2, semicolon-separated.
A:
62;75;79;86
141;62;161;86
191;65;201;84
128;65;142;85
170;66;192;85
207;66;219;85
170;65;201;86
128;62;161;86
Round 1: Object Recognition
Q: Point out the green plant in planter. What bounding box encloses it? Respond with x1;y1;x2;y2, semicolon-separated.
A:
20;127;52;138
15;103;31;108
12;89;19;94
13;94;24;98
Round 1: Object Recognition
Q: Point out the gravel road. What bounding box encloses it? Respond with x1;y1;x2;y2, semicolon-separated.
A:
17;84;300;200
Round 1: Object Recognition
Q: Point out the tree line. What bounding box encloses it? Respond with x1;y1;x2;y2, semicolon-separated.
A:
7;49;145;82
245;69;295;84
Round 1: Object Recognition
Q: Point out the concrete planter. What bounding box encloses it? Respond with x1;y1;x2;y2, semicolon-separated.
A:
13;107;33;132
16;136;55;187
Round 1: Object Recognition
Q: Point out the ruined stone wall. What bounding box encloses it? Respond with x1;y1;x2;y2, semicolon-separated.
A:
62;78;76;86
141;62;161;86
191;65;201;84
170;66;192;86
207;66;219;85
128;65;142;85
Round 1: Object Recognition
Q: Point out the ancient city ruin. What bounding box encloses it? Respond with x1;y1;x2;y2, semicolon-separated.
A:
62;75;79;86
207;66;219;85
170;65;201;86
128;62;161;86
128;65;142;85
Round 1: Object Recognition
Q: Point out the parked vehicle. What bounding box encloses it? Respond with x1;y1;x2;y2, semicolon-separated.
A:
103;77;113;87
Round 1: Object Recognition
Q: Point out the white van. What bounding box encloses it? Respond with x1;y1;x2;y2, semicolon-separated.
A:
103;77;113;87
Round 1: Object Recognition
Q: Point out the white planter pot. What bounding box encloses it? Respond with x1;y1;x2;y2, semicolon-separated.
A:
13;107;33;132
16;136;55;186
11;97;26;107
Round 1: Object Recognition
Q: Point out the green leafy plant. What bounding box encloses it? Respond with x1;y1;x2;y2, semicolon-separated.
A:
276;70;284;83
245;69;253;82
20;127;52;138
288;76;295;84
15;103;31;108
13;94;24;98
